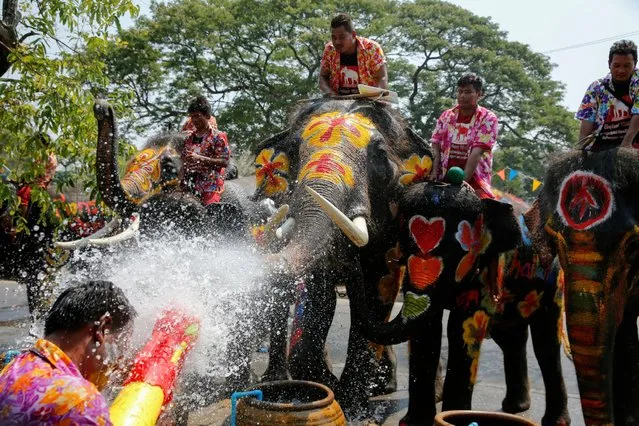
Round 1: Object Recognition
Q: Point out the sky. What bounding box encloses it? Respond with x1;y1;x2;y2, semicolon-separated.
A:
125;0;639;111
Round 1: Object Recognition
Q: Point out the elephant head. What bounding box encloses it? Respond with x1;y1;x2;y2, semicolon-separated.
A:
530;147;639;425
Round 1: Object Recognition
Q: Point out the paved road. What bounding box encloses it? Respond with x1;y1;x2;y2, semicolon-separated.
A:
0;279;585;425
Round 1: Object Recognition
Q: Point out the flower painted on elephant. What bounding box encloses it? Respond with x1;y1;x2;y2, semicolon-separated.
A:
456;290;480;311
557;171;613;230
122;147;176;201
455;215;492;282
298;149;355;187
301;112;375;149
462;310;490;357
518;290;544;318
399;154;433;186
407;216;445;290
255;148;290;196
401;292;431;322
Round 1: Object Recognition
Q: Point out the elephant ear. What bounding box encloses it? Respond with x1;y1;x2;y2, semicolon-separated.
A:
253;128;298;205
524;197;557;268
481;198;521;257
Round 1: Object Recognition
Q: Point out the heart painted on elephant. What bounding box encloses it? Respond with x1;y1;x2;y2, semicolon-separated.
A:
409;216;445;254
402;291;431;322
407;254;444;290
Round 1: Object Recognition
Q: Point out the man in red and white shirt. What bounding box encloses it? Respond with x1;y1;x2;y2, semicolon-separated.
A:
318;13;387;96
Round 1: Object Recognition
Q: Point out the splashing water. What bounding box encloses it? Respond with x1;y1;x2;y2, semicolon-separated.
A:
57;232;272;396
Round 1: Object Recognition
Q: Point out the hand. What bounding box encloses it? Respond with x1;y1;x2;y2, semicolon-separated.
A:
184;152;210;174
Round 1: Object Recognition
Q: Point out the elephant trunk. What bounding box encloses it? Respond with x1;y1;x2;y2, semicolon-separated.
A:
562;232;620;425
94;100;137;215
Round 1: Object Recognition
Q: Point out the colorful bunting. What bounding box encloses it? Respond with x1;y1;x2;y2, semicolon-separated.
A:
493;168;543;193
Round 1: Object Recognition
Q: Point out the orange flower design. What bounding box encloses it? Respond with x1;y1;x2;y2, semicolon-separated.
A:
462;310;490;355
302;112;375;149
298;149;355;187
407;216;445;290
399;154;433;186
121;147;174;201
255;148;290;196
518;290;544;318
455;215;492;282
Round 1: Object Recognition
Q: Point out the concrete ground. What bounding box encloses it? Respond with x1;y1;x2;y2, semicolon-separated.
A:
1;279;585;425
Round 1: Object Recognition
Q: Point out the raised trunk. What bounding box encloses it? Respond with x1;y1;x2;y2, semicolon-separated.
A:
94;100;137;215
561;231;617;425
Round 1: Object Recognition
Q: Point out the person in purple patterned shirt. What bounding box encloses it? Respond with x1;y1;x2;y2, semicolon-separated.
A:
0;280;136;425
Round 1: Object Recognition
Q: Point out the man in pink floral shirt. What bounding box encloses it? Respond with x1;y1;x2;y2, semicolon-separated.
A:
0;281;136;425
319;13;387;96
429;73;498;199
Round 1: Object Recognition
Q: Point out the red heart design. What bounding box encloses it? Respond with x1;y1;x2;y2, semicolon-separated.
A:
409;216;445;254
407;254;444;290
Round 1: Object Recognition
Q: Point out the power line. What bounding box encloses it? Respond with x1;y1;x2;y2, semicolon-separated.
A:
542;31;639;54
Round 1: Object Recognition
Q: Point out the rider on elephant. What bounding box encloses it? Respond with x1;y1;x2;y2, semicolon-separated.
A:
429;73;498;200
180;96;230;206
577;39;639;151
318;13;388;96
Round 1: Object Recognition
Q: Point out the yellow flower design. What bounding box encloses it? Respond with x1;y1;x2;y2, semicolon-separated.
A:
298;149;355;187
121;147;170;201
302;112;375;149
462;310;490;356
399;154;433;186
255;148;290;196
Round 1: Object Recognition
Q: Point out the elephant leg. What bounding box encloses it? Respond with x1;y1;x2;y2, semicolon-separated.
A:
491;321;531;414
261;298;291;382
442;309;488;411
400;310;444;426
288;280;338;389
529;304;570;425
613;307;639;425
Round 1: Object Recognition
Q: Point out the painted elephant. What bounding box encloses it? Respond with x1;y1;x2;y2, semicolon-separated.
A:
243;98;435;416
83;100;263;244
357;181;570;425
529;147;639;425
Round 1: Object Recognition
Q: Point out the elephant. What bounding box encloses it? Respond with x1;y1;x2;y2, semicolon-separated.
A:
528;147;639;425
241;97;436;416
357;181;571;426
82;99;266;244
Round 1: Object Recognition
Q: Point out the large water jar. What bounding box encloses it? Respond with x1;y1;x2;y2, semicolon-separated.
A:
235;380;346;425
435;410;539;426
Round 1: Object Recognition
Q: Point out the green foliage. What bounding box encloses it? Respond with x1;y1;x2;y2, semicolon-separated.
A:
0;0;138;230
100;0;578;183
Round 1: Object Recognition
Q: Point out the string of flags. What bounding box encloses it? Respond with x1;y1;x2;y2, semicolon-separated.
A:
494;168;543;192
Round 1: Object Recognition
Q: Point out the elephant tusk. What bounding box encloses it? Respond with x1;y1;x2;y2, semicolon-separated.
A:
263;204;289;238
85;213;140;247
275;217;296;240
305;186;369;247
54;216;122;250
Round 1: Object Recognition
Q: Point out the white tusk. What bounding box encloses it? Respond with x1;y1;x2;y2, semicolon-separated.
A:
305;186;369;247
54;216;122;250
275;217;296;240
86;213;140;247
263;204;289;237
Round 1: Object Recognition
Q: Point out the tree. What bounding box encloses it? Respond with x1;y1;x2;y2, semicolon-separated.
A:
0;0;139;231
100;0;578;184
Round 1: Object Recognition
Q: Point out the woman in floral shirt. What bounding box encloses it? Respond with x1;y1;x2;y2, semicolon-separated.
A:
429;73;498;199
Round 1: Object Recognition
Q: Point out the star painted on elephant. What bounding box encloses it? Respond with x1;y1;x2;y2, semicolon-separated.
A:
518;290;544;318
455;215;492;283
302;112;375;149
399;155;433;186
298;149;355;187
122;147;173;201
557;171;614;231
255;148;290;196
407;216;445;290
